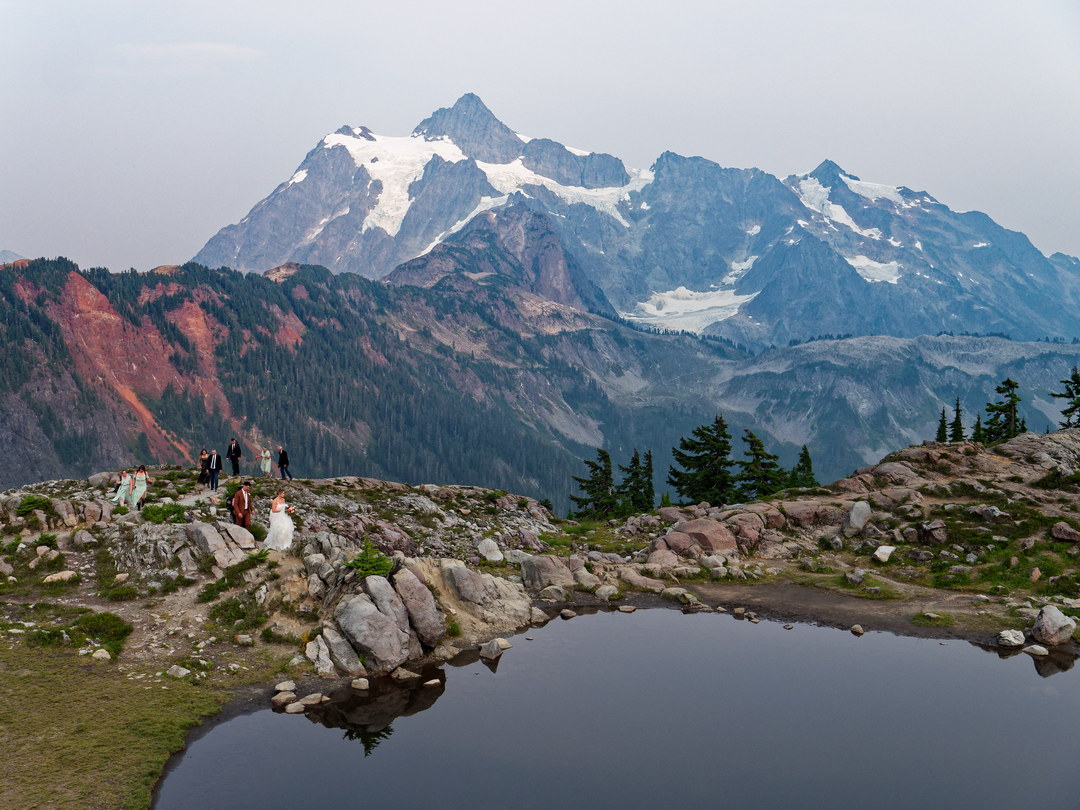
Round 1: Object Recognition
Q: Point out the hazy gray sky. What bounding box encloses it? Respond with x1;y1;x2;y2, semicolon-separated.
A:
3;0;1079;270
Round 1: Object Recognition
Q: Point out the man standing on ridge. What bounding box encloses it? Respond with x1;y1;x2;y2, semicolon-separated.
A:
231;481;254;530
278;446;293;480
207;449;223;491
226;438;242;477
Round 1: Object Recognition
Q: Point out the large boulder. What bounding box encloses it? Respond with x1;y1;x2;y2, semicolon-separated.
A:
321;624;367;676
672;519;738;554
843;502;872;538
364;575;422;659
919;519;949;546
444;562;500;605
392;567;446;647
334;593;410;675
216;521;256;550
185;522;241;568
619;568;665;593
521;555;575;590
1032;605;1077;646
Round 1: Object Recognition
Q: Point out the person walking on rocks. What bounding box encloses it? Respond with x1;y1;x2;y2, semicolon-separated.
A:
260;447;272;478
110;470;132;505
128;465;152;509
197;449;210;488
231;481;254;530
263;489;295;550
277;446;293;480
226;438;242;477
207;449;223;491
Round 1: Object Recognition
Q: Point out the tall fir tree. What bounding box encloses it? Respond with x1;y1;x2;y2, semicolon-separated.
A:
935;407;948;442
734;430;787;501
569;448;616;518
971;413;985;443
616;448;653;514
983;377;1023;444
642;450;655;511
1051;366;1080;428
787;445;819;488
667;414;737;506
949;397;965;442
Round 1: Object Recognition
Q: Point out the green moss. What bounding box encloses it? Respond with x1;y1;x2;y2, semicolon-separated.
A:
140;503;188;524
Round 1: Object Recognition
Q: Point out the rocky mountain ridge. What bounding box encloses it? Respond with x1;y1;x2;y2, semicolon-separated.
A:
193;94;1080;350
4;257;1080;504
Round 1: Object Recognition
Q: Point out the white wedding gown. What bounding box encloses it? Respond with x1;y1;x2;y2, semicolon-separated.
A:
264;503;295;550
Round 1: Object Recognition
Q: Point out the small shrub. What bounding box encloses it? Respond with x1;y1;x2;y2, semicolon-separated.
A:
100;584;140;602
15;495;52;517
196;552;267;603
261;626;301;646
74;612;133;657
446;619;462;637
209;592;267;631
141;503;188;524
344;540;394;579
37;534;58;549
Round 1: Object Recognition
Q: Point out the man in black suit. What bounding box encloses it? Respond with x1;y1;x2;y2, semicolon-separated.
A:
207;449;223;490
278;446;293;480
226;438;242;477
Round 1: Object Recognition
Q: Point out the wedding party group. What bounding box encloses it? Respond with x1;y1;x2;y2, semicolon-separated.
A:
227;479;296;551
194;440;294;490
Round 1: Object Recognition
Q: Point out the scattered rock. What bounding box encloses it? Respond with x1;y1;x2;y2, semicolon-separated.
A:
617;605;636;613
271;691;296;707
850;625;865;636
1022;644;1049;657
559;609;577;619
351;678;370;690
1032;605;1077;645
274;680;296;692
872;545;896;563
284;702;306;714
478;639;509;659
166;664;191;679
42;570;78;583
91;648;111;661
1051;522;1080;543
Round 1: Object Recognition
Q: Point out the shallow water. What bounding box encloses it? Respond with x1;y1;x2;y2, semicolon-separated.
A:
155;610;1080;809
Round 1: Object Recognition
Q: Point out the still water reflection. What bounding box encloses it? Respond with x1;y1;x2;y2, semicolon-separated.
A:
155;609;1080;809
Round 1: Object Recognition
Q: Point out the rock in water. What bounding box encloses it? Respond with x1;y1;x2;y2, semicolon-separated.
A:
335;593;410;675
1032;605;1076;645
850;625;865;636
997;629;1025;648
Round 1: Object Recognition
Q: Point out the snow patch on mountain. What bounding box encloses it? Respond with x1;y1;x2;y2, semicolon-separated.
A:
840;175;906;206
795;177;882;240
322;131;468;236
845;255;903;284
724;256;758;284
477;159;653;227
288;169;308;186
621;286;757;333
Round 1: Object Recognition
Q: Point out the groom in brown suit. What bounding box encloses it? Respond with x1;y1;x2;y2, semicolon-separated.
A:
231;481;254;530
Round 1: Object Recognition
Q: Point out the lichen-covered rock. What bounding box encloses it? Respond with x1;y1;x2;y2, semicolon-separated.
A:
392;567;446;647
1032;605;1076;646
334;593;410;675
672;519;738;554
520;555;575;590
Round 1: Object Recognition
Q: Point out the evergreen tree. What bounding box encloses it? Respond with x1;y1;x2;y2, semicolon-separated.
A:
642;450;655;511
935;407;948;442
616;448;653;514
949;397;965;442
983;377;1023;444
787;445;819;488
734;430;786;501
667;414;737;505
971;414;985;443
569;448;616;518
1051;366;1080;428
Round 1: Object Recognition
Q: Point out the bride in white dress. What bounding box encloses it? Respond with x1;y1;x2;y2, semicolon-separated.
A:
264;490;295;551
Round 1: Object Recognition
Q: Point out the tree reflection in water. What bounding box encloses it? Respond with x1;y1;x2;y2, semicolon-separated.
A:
299;667;447;759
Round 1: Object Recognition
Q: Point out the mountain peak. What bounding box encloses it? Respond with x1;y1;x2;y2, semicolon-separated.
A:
808;159;859;183
413;93;524;164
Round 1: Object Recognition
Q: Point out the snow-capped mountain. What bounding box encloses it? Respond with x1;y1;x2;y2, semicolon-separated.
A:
194;95;1080;349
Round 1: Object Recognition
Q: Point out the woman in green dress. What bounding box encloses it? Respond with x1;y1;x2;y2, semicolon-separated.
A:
129;465;152;509
110;470;131;505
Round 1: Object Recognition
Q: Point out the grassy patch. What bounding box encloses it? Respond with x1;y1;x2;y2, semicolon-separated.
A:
910;611;956;628
208;592;268;632
0;644;227;809
833;573;902;600
196;551;268;603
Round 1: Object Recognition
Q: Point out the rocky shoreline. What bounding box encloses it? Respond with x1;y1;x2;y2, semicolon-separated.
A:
4;430;1080;804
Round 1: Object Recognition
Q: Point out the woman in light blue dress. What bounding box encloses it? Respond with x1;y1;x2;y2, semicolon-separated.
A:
110;471;131;505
